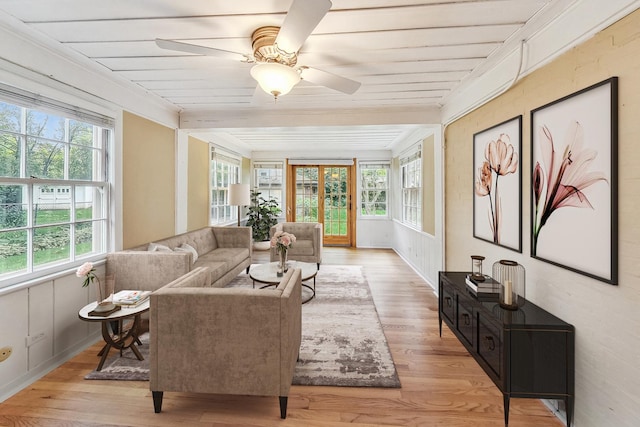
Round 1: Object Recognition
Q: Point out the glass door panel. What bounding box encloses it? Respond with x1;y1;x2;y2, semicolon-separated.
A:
323;167;349;244
294;167;319;222
291;164;352;246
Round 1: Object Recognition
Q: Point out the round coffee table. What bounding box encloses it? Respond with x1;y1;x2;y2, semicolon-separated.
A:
78;300;149;371
249;261;318;303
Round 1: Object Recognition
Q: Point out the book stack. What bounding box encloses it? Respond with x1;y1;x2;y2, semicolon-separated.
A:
113;290;151;308
465;274;501;301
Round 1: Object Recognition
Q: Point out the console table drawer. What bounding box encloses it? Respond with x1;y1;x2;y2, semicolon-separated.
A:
457;300;474;346
478;315;502;379
441;284;455;324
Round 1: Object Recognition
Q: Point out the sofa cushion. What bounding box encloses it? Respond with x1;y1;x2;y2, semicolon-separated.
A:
191;259;229;285
283;223;316;239
148;242;172;252
289;240;314;256
199;248;250;268
175;243;199;263
188;227;218;254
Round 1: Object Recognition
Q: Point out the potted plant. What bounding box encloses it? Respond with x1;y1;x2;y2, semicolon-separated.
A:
246;189;281;249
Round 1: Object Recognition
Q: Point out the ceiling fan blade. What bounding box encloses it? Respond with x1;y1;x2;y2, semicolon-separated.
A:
155;39;249;62
300;67;361;95
276;0;332;54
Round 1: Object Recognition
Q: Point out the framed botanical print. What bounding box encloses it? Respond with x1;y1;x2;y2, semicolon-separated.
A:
473;116;522;252
530;77;618;284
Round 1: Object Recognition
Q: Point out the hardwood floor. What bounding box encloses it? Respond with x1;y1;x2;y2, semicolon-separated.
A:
0;248;563;426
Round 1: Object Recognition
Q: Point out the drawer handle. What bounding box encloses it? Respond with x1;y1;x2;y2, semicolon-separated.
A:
462;313;471;326
483;336;495;351
445;296;452;308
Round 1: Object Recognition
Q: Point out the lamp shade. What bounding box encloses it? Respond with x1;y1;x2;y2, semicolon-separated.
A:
228;184;250;206
250;62;301;98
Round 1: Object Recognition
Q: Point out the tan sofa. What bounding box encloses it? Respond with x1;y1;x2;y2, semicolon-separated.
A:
149;266;302;419
107;226;252;291
270;222;322;269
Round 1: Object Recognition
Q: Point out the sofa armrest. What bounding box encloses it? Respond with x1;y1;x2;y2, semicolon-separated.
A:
149;269;301;397
106;251;191;292
312;223;323;262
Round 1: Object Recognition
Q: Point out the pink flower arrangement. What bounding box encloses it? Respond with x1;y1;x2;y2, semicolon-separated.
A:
270;231;296;253
76;262;96;288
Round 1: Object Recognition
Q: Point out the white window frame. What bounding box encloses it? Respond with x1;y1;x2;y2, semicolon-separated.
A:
359;162;390;219
210;147;240;225
400;148;422;229
0;85;113;288
252;161;284;213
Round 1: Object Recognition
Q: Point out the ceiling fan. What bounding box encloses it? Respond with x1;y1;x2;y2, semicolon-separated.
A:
155;0;361;100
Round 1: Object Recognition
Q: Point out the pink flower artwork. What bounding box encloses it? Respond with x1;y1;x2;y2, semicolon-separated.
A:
475;133;518;244
532;121;607;254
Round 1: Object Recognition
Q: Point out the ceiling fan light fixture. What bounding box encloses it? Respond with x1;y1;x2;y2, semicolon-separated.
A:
250;62;301;98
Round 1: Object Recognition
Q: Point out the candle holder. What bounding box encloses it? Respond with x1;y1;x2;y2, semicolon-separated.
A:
470;255;485;281
492;260;525;310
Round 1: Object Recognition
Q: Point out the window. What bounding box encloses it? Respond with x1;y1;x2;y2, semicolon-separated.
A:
210;148;240;225
252;162;283;210
0;87;112;287
359;162;390;218
401;149;422;229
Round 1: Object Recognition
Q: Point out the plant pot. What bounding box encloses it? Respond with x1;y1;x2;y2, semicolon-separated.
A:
253;240;271;251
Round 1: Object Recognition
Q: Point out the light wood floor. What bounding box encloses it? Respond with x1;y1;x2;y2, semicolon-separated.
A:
0;248;564;426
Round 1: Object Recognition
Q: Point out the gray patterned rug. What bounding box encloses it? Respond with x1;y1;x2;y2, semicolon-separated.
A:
85;264;400;388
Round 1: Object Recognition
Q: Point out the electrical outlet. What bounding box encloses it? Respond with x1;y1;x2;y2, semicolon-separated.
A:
25;332;46;347
0;346;12;362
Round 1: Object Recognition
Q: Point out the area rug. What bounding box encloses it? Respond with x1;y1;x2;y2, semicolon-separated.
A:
84;265;400;388
84;333;150;380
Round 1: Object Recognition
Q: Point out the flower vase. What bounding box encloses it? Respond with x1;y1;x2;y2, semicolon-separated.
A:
94;275;116;312
277;249;288;277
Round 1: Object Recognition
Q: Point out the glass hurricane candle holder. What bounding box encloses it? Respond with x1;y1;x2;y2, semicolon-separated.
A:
492;260;525;310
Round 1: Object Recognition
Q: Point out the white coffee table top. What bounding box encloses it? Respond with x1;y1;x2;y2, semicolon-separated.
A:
250;261;318;285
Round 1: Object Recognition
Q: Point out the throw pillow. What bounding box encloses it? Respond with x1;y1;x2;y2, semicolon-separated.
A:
147;242;172;252
175;243;199;263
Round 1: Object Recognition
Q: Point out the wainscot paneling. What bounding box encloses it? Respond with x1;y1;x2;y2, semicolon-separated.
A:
392;220;440;288
356;219;393;248
0;267;102;402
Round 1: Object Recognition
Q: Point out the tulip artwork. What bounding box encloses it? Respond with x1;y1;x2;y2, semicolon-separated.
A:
473;116;522;252
475;134;518;243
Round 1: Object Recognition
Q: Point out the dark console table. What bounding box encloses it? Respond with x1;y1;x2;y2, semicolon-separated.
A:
438;272;574;426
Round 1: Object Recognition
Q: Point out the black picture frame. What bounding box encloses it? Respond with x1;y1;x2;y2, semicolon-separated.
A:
530;77;618;284
473;115;523;252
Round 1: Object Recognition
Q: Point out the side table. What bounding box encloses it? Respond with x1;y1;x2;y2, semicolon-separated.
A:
78;300;150;371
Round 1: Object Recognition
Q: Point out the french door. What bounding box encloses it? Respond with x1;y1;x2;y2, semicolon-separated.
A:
288;164;354;246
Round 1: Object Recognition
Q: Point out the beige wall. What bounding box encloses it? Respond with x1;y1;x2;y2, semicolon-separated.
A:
187;136;210;231
444;11;640;427
122;111;176;248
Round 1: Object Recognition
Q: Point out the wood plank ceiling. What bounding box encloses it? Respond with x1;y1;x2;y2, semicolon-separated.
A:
0;0;562;152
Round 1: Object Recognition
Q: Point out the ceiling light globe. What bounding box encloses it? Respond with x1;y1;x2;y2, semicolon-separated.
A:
250;62;301;98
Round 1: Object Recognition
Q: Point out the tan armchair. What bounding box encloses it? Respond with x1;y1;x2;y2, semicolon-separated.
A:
270;222;323;269
149;267;302;419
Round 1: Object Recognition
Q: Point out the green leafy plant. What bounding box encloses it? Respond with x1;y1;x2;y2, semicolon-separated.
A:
246;190;281;242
